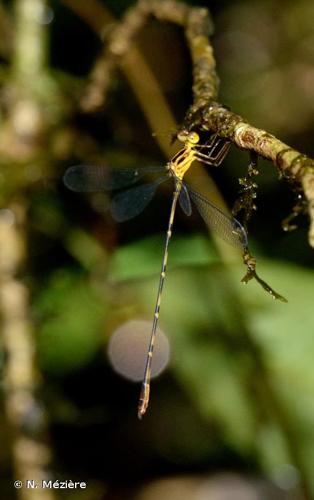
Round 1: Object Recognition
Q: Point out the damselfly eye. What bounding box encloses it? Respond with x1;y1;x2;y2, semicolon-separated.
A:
188;132;199;144
177;130;188;142
177;130;200;144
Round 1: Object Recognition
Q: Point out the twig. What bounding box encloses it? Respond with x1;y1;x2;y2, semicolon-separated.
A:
64;0;245;280
61;0;113;35
79;0;314;248
190;109;314;248
63;0;177;158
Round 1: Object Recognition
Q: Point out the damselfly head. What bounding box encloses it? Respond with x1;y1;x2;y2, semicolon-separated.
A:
177;130;200;145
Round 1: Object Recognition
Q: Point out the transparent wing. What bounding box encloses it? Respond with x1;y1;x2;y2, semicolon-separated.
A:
185;183;248;249
63;165;164;192
111;177;169;222
179;183;192;216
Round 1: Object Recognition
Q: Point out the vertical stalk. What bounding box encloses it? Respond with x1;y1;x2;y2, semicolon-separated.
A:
0;206;53;500
13;0;47;78
0;1;55;499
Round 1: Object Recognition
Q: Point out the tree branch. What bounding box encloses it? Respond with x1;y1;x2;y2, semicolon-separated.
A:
80;0;314;247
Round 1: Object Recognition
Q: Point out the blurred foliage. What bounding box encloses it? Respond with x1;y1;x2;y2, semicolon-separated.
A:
109;233;314;477
35;268;106;374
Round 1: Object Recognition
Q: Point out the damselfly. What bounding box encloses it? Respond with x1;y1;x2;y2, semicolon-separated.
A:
63;131;248;418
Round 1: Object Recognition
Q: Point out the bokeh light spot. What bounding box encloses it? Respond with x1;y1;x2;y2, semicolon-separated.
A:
107;319;170;382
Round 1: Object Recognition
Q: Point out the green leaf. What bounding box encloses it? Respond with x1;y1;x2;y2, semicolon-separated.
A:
123;253;314;467
35;269;106;374
108;233;218;282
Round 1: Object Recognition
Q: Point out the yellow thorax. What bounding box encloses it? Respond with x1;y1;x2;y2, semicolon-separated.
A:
170;131;200;180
